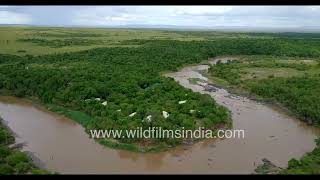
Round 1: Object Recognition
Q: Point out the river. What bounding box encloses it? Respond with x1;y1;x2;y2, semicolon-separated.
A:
0;57;319;174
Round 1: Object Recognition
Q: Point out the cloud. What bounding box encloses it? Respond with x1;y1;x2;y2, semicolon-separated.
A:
72;7;139;26
0;10;31;24
0;6;319;28
172;6;233;16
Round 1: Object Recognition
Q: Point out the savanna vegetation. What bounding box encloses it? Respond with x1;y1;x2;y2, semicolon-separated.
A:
1;27;320;173
0;27;201;55
18;38;103;48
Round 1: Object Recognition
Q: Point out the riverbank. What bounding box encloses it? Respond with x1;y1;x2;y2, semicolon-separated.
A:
1;57;319;173
205;55;320;127
0;95;230;154
165;56;320;174
202;56;320;174
0;117;50;174
0;94;168;153
200;70;318;128
44;103;166;153
0;96;238;174
280;138;320;174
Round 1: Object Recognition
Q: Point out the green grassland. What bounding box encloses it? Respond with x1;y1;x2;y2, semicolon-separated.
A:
2;26;320;56
0;26;205;55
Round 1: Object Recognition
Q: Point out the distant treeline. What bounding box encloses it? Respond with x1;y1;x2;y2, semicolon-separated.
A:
168;30;320;39
18;38;103;48
32;32;104;38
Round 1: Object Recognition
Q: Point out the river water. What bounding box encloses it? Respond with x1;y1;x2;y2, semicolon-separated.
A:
0;57;319;174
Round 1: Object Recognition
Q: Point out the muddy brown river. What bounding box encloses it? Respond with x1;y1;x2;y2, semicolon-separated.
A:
1;57;319;174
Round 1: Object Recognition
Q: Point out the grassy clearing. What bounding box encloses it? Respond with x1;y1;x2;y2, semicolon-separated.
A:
209;55;320;85
46;104;94;128
188;78;207;85
240;67;304;80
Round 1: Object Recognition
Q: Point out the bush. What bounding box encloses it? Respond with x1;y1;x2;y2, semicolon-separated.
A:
288;159;301;169
0;146;12;158
0;164;14;174
6;152;30;167
30;169;50;174
15;162;32;174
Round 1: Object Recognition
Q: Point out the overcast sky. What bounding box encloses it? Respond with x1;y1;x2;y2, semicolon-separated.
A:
0;6;319;28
